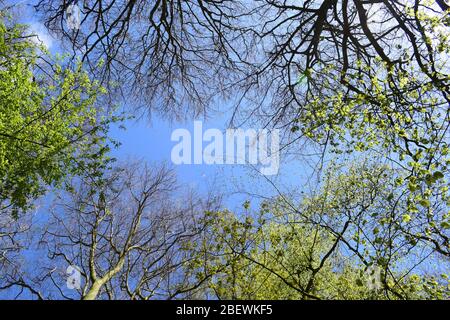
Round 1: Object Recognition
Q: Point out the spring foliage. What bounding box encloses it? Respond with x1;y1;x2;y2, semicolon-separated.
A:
0;18;113;216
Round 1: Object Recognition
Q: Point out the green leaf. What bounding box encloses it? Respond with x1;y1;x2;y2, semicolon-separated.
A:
402;214;411;223
440;221;450;230
419;199;430;208
432;171;444;180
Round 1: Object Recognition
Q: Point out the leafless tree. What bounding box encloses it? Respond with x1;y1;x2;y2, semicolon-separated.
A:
34;0;250;119
0;162;220;299
0;212;39;299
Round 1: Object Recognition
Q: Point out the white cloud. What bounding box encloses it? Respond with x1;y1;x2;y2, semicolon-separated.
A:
28;22;54;50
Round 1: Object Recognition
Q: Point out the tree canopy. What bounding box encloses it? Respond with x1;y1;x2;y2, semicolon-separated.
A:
0;1;449;300
0;14;115;217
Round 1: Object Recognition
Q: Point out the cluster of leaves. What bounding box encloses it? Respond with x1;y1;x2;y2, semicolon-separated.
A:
0;16;116;217
185;160;450;300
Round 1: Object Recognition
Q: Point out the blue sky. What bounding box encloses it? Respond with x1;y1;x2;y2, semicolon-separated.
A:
107;114;312;212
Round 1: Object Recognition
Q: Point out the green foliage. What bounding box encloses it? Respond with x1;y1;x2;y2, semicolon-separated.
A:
185;160;450;300
289;11;450;222
0;18;116;216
